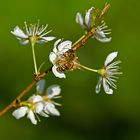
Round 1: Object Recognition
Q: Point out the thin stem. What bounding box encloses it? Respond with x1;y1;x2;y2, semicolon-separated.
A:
72;28;96;51
31;44;38;74
38;61;46;72
77;63;98;73
72;35;85;47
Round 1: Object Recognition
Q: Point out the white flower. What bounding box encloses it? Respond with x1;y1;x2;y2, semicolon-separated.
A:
96;52;122;94
12;95;43;125
11;21;55;45
41;84;61;116
49;39;72;78
36;84;61;117
76;7;111;43
12;82;61;124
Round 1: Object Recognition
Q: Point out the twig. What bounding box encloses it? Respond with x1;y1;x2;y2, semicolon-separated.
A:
0;3;110;117
72;28;96;51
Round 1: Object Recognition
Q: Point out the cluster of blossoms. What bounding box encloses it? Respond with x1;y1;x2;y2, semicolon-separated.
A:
49;39;121;94
12;80;61;125
49;39;79;78
10;4;122;124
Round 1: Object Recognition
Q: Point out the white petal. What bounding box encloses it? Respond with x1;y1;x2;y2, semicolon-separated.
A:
36;40;46;44
46;85;61;98
36;79;46;94
12;107;28;119
95;77;102;93
39;111;49;117
28;95;42;103
49;52;57;64
103;78;113;94
52;65;66;78
96;28;106;37
34;102;44;114
76;12;85;29
95;36;112;43
52;101;61;106
27;110;37;125
44;102;60;116
17;38;29;45
11;26;28;38
19;40;29;45
53;39;61;53
104;52;118;66
40;36;55;41
94;27;112;43
85;7;94;28
58;40;72;53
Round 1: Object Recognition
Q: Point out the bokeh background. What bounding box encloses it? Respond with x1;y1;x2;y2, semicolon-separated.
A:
0;0;139;139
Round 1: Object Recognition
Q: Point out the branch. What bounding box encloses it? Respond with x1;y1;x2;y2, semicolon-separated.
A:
0;27;96;116
0;28;99;117
0;3;110;117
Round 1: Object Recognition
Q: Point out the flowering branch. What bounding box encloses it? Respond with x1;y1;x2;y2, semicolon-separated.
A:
0;3;110;117
0;3;122;124
0;25;97;116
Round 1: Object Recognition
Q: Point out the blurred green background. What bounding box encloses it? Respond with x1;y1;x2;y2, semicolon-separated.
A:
0;0;139;139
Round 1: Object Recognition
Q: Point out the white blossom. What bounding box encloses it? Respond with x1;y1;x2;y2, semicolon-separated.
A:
76;7;111;43
11;21;55;45
96;52;122;94
12;82;61;125
49;39;72;78
12;95;43;125
40;84;61;116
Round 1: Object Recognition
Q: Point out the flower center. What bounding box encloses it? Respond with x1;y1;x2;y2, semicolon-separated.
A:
30;36;38;45
97;67;107;78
